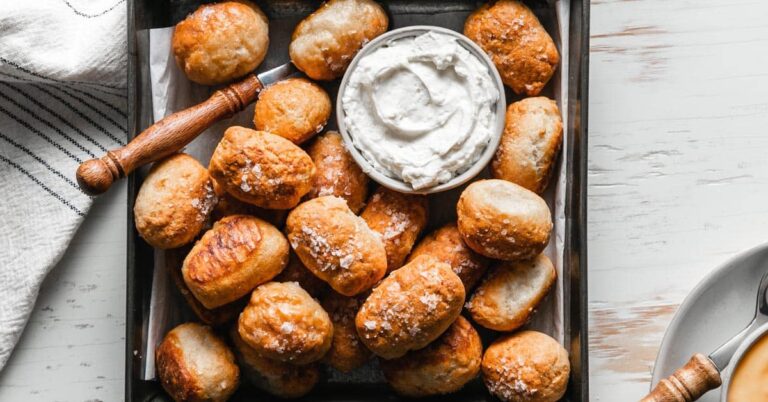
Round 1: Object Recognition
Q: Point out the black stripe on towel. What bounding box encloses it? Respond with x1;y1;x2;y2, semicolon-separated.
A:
61;0;126;19
0;90;96;158
0;56;124;92
55;86;128;128
0;82;111;153
30;84;126;146
0;71;127;142
0;103;83;163
62;83;127;116
0;132;79;189
0;154;85;216
27;87;125;147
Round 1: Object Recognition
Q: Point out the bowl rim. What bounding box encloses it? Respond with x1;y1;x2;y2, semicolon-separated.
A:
720;321;768;401
335;25;506;195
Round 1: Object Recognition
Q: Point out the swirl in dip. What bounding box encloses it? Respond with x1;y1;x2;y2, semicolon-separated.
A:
341;31;499;190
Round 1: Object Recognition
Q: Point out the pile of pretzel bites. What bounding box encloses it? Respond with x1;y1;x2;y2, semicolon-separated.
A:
135;1;569;401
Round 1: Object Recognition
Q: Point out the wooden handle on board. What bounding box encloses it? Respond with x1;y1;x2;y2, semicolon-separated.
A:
640;354;722;402
76;74;263;195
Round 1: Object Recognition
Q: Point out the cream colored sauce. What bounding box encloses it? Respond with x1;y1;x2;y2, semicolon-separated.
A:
342;31;499;190
728;333;768;401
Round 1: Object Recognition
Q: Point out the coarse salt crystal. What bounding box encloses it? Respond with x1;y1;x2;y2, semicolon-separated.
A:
419;294;440;311
280;322;294;334
339;254;354;269
240;177;251;193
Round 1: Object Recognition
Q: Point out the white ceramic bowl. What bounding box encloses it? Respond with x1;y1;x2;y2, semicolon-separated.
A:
336;25;506;195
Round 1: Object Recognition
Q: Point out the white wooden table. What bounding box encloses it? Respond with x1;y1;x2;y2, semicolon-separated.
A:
0;183;126;401
588;0;768;399
2;0;768;400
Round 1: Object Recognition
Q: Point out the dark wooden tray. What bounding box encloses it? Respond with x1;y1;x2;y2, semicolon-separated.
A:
125;1;589;400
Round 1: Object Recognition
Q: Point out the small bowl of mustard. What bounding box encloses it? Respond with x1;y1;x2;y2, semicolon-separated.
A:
337;25;506;195
721;322;768;401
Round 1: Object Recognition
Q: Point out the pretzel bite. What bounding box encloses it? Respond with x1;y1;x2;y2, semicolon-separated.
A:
491;97;563;194
210;179;287;228
134;153;216;249
182;215;289;309
238;282;333;364
381;316;482;397
286;196;387;296
321;292;372;372
273;251;329;299
155;323;239;402
457;180;552;261
482;331;570;402
230;326;320;398
254;78;331;145
289;0;388;80
464;0;559;95
209;127;316;210
468;254;556;332
407;223;489;291
355;255;465;359
172;1;269;85
305;131;369;213
361;187;428;273
165;247;245;326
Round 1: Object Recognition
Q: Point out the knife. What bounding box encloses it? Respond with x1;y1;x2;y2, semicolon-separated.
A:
640;269;768;402
76;62;298;195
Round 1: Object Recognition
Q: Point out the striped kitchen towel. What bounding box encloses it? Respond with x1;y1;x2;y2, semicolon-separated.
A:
0;0;127;370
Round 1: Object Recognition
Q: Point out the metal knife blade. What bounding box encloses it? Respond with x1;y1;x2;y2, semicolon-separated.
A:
256;62;299;87
708;269;768;370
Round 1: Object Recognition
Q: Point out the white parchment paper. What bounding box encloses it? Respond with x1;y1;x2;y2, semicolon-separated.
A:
141;2;570;379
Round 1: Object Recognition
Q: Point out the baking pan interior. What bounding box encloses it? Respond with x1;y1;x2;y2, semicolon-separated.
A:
126;0;589;401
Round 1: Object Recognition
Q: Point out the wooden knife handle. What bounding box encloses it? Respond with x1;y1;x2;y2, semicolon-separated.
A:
640;354;722;402
76;73;262;195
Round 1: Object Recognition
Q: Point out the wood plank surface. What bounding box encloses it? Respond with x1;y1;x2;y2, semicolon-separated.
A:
0;184;126;401
589;0;768;399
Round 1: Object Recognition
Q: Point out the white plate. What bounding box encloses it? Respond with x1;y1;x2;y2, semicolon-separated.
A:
651;242;768;401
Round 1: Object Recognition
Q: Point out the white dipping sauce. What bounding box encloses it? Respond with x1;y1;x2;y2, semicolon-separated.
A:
342;31;499;190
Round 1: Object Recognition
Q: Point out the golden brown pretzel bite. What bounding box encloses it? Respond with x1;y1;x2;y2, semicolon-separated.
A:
230;326;320;398
305;131;369;214
407;222;489;291
361;187;428;273
253;78;332;145
481;331;570;402
238;282;333;365
209;127;316;210
289;0;388;80
134;153;216;249
468;254;556;331
155;323;240;402
491;97;563;194
172;1;269;85
457;179;552;261
355;255;465;359
381;316;482;397
321;292;372;372
182;215;289;309
464;0;559;95
286;196;387;296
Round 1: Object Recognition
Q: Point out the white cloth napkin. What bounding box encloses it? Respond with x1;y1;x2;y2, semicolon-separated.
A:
0;0;127;370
